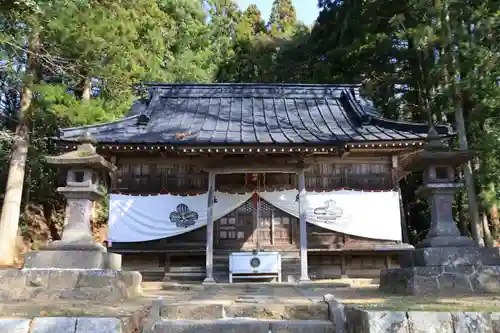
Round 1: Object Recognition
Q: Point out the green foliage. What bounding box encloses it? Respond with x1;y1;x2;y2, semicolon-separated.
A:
269;0;297;37
1;0;499;242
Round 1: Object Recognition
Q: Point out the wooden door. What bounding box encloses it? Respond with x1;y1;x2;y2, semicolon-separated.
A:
215;199;254;248
257;198;273;245
215;195;296;249
258;197;294;246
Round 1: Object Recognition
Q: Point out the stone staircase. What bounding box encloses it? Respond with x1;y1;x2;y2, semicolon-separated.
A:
142;283;338;333
152;319;334;333
148;300;335;333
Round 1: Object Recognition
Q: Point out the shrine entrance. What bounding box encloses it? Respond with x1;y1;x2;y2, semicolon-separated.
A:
214;173;297;250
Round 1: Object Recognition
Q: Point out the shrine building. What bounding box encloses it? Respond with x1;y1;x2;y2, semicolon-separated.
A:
53;83;451;283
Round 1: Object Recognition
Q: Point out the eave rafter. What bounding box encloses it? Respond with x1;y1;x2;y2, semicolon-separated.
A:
55;140;426;155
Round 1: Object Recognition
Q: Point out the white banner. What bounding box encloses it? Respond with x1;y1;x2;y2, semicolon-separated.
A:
109;191;253;242
259;190;402;241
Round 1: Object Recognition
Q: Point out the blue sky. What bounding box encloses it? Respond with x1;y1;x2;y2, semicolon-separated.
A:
236;0;320;26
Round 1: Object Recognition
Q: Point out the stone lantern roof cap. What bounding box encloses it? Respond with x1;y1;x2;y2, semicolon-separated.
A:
46;132;116;172
399;126;475;172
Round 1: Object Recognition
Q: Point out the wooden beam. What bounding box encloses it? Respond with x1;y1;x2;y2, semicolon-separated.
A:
298;168;310;282
116;154;392;167
203;172;216;284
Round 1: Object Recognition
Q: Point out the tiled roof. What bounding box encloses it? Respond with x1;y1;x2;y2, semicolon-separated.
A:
56;83;453;145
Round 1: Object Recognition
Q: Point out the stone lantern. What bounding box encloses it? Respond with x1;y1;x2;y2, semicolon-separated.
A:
379;128;500;294
0;133;142;302
23;133;121;269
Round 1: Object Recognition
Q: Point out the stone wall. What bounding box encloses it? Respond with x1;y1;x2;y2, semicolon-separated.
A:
0;269;142;301
380;265;500;295
324;297;500;333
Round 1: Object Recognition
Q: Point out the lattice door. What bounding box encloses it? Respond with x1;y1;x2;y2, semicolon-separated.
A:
258;197;294;245
257;199;273;245
215;199;254;247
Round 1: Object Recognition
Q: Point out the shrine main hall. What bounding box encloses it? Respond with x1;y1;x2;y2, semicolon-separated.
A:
54;83;451;283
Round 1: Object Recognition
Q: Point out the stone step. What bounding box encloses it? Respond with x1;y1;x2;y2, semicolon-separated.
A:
168;266;205;273
160;303;330;321
152;319;334;333
0;317;123;333
142;271;165;282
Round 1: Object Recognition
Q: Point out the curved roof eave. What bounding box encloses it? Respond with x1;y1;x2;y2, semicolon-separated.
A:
344;90;455;136
53;115;140;141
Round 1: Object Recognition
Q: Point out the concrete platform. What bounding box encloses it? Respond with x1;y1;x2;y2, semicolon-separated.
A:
0;269;142;301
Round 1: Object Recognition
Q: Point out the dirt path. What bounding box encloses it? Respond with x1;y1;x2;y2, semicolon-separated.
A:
1;281;499;318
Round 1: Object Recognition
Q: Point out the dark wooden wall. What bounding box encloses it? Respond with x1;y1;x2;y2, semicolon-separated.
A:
113;156;393;194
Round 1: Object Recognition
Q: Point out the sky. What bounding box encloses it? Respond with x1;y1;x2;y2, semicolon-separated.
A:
236;0;320;26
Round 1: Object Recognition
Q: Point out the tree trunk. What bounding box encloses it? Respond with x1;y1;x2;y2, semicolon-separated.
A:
0;31;38;266
443;1;484;246
81;77;92;102
490;204;499;242
482;211;494;247
0;86;32;266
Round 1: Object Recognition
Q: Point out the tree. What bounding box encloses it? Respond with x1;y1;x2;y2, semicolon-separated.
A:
235;4;265;41
268;0;297;37
307;0;500;244
0;0;43;265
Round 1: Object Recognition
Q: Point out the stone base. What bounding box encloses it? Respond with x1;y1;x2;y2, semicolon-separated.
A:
415;235;476;248
0;269;142;301
379;265;500;295
43;240;107;252
23;250;122;269
399;246;500;268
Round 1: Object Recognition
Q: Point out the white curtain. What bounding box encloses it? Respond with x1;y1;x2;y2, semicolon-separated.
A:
259;190;402;241
109;191;252;242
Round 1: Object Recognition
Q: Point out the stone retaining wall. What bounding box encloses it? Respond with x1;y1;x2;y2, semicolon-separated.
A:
0;269;142;301
0;317;123;333
324;295;500;333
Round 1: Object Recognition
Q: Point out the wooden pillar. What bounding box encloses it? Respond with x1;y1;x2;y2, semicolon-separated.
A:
391;155;408;243
384;255;392;269
203;172;216;284
163;254;171;281
270;209;275;245
397;188;409;243
340;255;348;278
298;168;310;282
109;156;117;190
